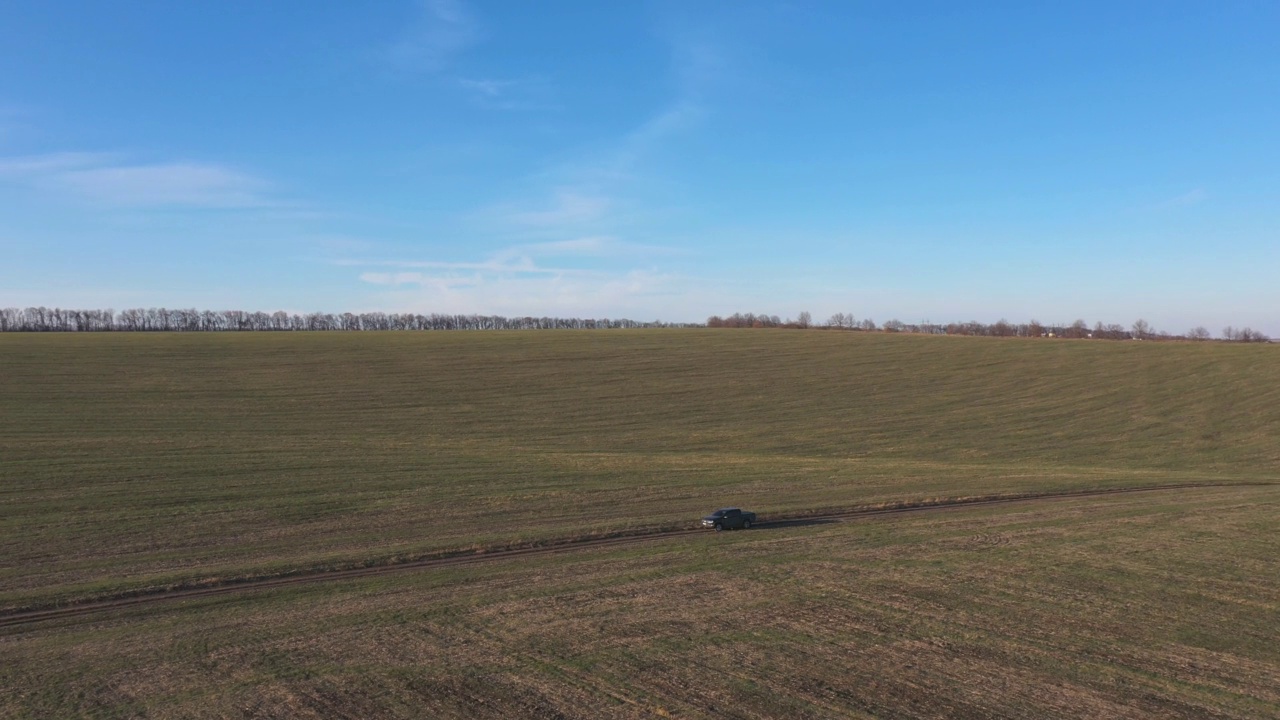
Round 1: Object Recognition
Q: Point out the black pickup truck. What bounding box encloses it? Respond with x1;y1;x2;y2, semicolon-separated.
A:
701;507;756;531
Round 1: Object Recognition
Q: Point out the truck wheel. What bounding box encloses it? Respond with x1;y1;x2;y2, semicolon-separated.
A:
714;523;723;532
742;519;752;529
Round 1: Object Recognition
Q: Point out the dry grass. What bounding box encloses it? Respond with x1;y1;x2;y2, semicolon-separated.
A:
3;486;1277;719
2;330;1278;610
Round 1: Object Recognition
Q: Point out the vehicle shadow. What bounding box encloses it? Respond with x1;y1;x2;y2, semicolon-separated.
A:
753;517;841;530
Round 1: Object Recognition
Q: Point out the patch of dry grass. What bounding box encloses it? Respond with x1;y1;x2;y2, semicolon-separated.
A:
3;486;1277;718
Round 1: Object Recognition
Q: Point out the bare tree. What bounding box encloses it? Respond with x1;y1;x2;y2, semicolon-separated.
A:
826;312;855;329
1061;319;1089;339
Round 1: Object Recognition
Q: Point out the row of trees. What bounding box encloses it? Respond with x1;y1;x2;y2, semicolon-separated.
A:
1222;326;1272;343
0;306;1269;342
0;307;691;333
709;312;1272;342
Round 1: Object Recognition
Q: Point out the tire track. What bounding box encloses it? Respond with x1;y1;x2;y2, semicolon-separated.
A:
1;482;1268;631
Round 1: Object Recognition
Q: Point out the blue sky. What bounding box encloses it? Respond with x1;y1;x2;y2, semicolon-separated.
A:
1;1;1277;333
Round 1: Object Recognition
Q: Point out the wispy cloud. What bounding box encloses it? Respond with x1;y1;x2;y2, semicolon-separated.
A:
510;190;611;228
499;236;683;261
457;77;506;97
1158;187;1208;209
357;12;724;319
494;30;721;221
383;3;557;111
0;152;277;208
472;65;715;240
359;271;436;285
457;76;555;110
60;163;272;208
307;235;387;255
611;31;723;166
668;32;725;98
0;151;115;175
363;266;705;320
609;101;706;175
341;236;679;279
469;189;617;243
354;258;564;276
386;0;477;72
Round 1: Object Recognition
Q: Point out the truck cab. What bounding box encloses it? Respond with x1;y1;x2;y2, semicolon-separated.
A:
701;507;756;531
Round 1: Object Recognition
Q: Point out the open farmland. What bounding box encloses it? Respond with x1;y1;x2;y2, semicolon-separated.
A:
3;485;1278;718
3;331;1280;717
1;330;1278;614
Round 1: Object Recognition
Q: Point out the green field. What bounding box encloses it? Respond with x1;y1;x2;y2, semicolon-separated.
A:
2;330;1279;717
2;330;1277;611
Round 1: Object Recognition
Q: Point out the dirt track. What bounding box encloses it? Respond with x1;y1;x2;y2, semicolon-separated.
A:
0;483;1263;631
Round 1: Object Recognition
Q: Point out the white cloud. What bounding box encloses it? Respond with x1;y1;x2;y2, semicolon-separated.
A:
630;102;705;147
341;234;711;319
383;3;557;108
456;76;555;110
386;0;477;72
458;77;506;97
59;163;271;208
607;101;706;175
600;28;723;167
349;9;724;321
365;267;711;320
451;25;723;241
0;153;276;208
359;271;431;285
307;235;386;254
509;237;610;257
1159;188;1208;208
476;35;718;233
469;190;615;241
510;190;611;228
343;256;562;275
0;152;114;176
497;236;683;262
341;236;681;277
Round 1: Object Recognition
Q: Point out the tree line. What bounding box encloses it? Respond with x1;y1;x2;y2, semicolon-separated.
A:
0;307;692;333
0;306;1269;342
707;312;1272;342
